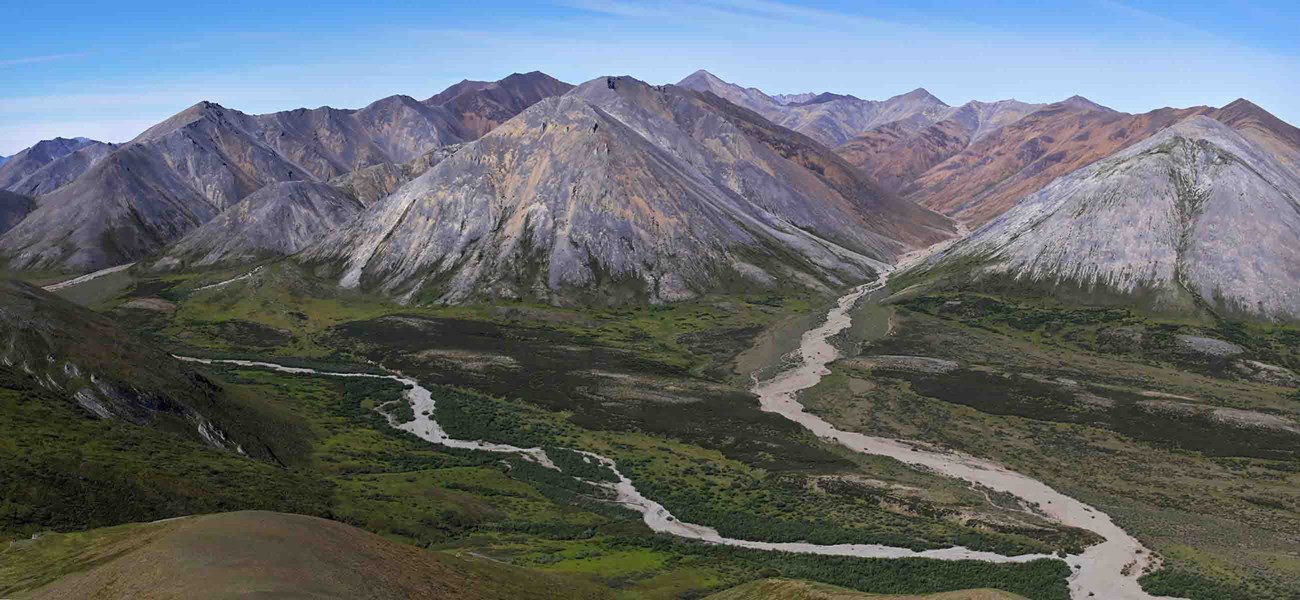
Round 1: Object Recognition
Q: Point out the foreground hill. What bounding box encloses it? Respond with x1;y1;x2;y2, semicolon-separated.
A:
912;116;1300;321
0;74;570;273
12;511;606;600
303;76;954;304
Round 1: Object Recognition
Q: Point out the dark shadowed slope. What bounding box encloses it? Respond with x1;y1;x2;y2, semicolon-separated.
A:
915;116;1300;321
153;181;364;270
0;190;34;235
303;76;954;305
19;511;608;600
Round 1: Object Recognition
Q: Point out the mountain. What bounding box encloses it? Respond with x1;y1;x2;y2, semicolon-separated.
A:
0;137;107;191
0;155;8;166
1211;98;1300;171
676;71;951;147
835;99;1046;192
906;101;1212;226
21;511;607;600
152;181;363;270
0;190;34;235
302;76;954;305
3;141;118;197
915;116;1300;321
430;71;575;139
676;69;780;115
0;102;316;271
0;74;570;273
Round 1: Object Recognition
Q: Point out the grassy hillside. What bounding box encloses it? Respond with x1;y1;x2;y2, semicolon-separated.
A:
4;511;609;599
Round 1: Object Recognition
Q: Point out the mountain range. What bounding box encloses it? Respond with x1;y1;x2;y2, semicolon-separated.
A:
3;69;1298;319
0;72;569;272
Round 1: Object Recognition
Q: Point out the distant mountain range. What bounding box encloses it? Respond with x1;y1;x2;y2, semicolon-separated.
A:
3;69;1298;319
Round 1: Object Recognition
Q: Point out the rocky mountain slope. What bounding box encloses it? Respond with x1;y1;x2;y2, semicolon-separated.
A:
835;99;1046;193
3;140;118;197
303;75;954;304
677;70;951;147
0;74;570;273
0;137;109;192
915;116;1300;321
153;181;363;270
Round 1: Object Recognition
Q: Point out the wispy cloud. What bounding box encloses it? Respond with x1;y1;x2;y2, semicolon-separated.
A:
0;52;90;67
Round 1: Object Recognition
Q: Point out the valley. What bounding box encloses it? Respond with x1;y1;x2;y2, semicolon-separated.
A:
1;59;1297;600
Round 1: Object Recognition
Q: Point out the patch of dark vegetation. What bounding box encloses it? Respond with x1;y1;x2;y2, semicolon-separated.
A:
612;535;1072;600
210;319;293;347
546;447;618;482
902;292;1299;377
676;325;763;379
331;315;852;474
1139;568;1252;600
887;368;1299;461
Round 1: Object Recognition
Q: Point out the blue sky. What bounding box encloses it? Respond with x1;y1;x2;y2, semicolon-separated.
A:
3;0;1297;155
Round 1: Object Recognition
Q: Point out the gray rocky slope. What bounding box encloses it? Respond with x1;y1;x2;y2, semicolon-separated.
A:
0;191;34;235
0;74;570;272
917;116;1300;321
677;70;950;147
153;181;363;270
302;76;955;305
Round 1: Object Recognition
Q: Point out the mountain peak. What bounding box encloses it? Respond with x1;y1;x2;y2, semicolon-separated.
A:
1058;95;1115;113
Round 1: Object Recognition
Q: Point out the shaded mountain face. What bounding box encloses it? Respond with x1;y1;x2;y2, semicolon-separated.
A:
303;76;954;305
836;99;1046;193
906;102;1213;226
153;181;363;270
920;116;1300;321
0;74;570;273
0;279;244;449
0;137;108;191
676;70;951;147
0;191;34;235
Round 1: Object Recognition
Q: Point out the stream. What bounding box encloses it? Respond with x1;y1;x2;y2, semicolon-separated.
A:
176;263;1178;598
